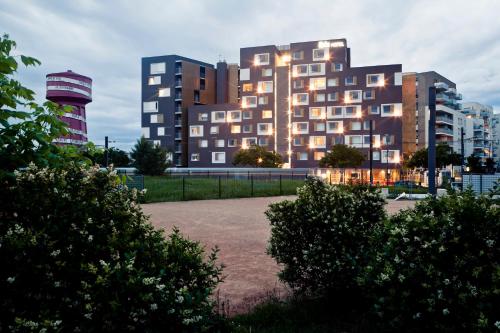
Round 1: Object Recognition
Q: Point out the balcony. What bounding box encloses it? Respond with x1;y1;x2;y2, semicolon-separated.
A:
174;134;182;141
175;79;182;87
174;119;182;127
435;82;449;91
175;107;183;114
436;115;453;124
174;93;182;101
436;127;453;136
444;87;457;95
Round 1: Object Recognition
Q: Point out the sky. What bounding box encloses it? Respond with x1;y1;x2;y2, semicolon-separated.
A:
1;0;500;151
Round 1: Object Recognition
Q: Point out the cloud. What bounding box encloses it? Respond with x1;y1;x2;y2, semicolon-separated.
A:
1;0;499;151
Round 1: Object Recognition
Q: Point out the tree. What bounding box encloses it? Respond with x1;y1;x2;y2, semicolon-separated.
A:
319;144;365;169
130;137;169;175
405;144;462;169
466;155;483;173
232;145;283;168
485;157;496;174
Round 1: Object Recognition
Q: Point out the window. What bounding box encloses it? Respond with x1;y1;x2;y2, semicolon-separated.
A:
366;73;385;87
313;48;329;61
369;105;380;115
227;110;241;122
242;83;253;92
363;120;375;130
373;151;380;160
189;125;203;137
257;123;273;135
363;90;375;100
294;107;305;117
242;110;253;119
332;63;343;72
152;140;160;147
314;151;325;161
257;81;273;93
293;93;309;105
382;150;400;163
262;68;273;77
243;124;253;133
344;105;362;118
296;152;308;160
292;64;308;77
150;114;164;123
198;113;208;121
228;138;238;147
262;110;273;119
314;122;325;132
242;96;257;108
191;153;200;162
215;139;225;148
381;103;403;117
240;68;250;81
309;77;326;90
345;75;357;86
148;76;161;85
309;63;325;76
150;62;165;74
292;50;304;60
212;152;226;164
364;135;380;146
394;72;402;85
345;90;362;103
199;139;208;148
158;88;170;97
157;127;165;136
315;94;325;102
309;136;326;149
382;134;395;145
242;137;257;148
210;126;219;134
292;122;309;134
258;137;269;146
254;53;270;65
327;77;339;87
327;92;339;102
293;137;305;146
143;101;157;113
327;106;343;119
346;135;363;147
327;121;343;134
231;125;241;134
309;107;326;120
211;111;226;123
349;121;361;130
332;135;344;145
293;80;304;89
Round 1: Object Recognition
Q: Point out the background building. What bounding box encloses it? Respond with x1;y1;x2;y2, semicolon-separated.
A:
492;113;500;164
462;102;494;161
46;70;92;146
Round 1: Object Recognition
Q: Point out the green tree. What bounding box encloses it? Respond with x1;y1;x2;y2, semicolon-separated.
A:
485;157;496;174
406;143;462;169
319;144;364;182
0;34;74;178
466;154;483;173
130;137;169;175
232;145;283;168
107;147;130;167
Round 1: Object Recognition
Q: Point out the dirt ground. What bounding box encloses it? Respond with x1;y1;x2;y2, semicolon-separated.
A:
142;196;415;314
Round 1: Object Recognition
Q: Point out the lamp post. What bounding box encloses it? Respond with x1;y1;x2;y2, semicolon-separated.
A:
369;119;373;185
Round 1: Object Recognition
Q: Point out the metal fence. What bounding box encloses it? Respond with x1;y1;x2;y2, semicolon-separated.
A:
462;173;500;194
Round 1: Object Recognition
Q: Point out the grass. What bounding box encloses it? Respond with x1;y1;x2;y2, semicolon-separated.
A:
143;176;306;203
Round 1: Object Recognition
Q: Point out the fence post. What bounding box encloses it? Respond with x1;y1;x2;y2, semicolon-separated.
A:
279;175;282;195
207;170;210;179
218;176;221;198
182;176;185;201
329;173;332;185
291;171;294;180
251;175;254;197
480;174;483;194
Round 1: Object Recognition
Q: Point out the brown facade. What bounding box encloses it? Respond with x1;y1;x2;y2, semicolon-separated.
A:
402;73;417;155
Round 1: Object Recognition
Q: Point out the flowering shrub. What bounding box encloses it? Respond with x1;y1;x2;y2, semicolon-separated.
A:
266;177;386;295
0;164;223;332
362;190;500;331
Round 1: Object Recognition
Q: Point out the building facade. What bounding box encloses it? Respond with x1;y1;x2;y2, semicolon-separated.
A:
462;102;494;161
491;113;500;164
187;39;404;181
46;70;92;146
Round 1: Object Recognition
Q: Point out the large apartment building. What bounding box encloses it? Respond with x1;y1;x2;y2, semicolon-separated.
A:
462;102;494;161
187;39;404;180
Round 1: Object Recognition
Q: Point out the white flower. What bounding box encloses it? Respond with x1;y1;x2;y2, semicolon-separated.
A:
494;321;500;329
442;308;450;316
50;249;61;257
7;276;15;283
88;235;93;242
443;279;450;285
176;295;184;303
150;303;158;311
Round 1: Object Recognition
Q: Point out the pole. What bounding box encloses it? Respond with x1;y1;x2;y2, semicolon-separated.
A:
428;86;437;196
279;175;282;195
369;119;373;185
218;176;221;198
251;175;254;197
182;176;185;201
461;127;465;190
104;136;109;167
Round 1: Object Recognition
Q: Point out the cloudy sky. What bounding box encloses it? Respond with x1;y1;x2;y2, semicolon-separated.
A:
2;0;500;151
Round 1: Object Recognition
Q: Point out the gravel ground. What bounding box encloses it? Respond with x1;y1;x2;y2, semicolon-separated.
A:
142;196;415;314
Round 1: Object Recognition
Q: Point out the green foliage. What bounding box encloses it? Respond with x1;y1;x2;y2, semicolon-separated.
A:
485;157;496;174
405;143;462;169
232;145;283;168
0;163;223;332
130;137;169;175
0;34;74;177
467;154;483;173
362;190;500;331
318;144;365;169
266;177;386;295
83;143;130;167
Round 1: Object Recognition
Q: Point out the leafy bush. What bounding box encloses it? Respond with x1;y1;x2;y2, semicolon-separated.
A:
0;164;222;332
266;177;386;295
362;190;500;331
131;137;169;175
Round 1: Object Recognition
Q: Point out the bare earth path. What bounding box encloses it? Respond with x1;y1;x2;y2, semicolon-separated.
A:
142;196;415;314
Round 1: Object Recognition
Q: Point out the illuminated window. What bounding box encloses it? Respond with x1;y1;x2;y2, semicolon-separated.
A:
309;63;325;76
189;125;203;137
292;50;304;60
242;137;257;147
363;90;376;100
309;107;326;120
258;81;273;93
254;53;270;66
158;88;170;97
215;139;225;148
332;63;343;72
293;137;305;146
258;96;268;105
242;83;253;92
327;106;343;119
345;75;357;86
315;94;325;102
327;121;343;134
294;107;305;117
366;73;385;87
150;62;166;74
151;114;164;124
262;68;273;77
211;111;226;123
296;152;308;160
327;77;339;87
327;92;339;102
293;80;304;89
364;135;380;146
309;136;326;148
369;105;380;115
228;139;238;147
349;121;362;130
292;122;309;134
157;127;165;136
198;140;208;148
345;135;363;147
191;153;200;161
257;123;273;135
314;122;326;132
242;110;253;119
227;110;242;122
212;152;226;163
293;93;309;106
262;110;273;119
198;113;208;121
292;64;308;77
210;126;219;134
344;90;362;103
242;124;253;133
143;101;157;113
242;96;257;108
381;103;403;117
309;77;326;90
231;125;241;134
148;76;161;85
314;151;325;160
382;150;400;163
312;48;329;61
